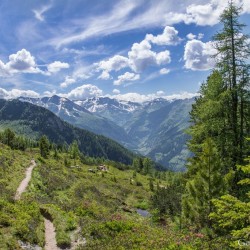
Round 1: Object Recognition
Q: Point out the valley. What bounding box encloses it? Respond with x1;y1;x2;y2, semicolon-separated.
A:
19;96;195;171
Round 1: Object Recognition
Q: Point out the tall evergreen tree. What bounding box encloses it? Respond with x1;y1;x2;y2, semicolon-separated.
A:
213;1;250;177
39;135;50;158
182;2;250;238
183;138;225;229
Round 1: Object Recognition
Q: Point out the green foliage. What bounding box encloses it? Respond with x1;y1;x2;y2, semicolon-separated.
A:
0;99;135;165
39;135;50;158
152;183;182;218
210;155;250;249
183;138;225;229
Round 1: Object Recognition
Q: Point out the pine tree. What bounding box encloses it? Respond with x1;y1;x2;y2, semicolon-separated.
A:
213;1;250;194
69;140;80;162
210;153;250;248
39;135;50;158
183;138;225;229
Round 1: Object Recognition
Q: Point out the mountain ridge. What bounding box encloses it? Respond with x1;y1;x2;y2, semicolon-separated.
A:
0;99;135;165
17;95;195;171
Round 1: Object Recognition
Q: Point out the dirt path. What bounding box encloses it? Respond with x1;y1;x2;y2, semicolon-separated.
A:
14;159;36;200
44;218;58;250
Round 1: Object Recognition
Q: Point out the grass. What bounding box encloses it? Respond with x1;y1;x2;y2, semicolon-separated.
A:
0;144;204;249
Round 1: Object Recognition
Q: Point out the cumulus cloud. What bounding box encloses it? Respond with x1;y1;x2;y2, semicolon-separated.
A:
47;61;69;74
96;55;129;73
43;90;57;97
0;49;69;77
6;49;42;74
146;26;182;46
187;33;196;40
114;72;140;85
159;68;170;75
198;33;204;39
184;39;216;71
156;50;171;65
128;40;171;73
98;71;111;80
0;87;40;99
95;25;174;78
187;33;204;40
112;89;120;94
63;84;103;100
109;91;198;103
60;76;76;88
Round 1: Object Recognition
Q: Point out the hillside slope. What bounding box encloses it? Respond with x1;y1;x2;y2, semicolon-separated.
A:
19;95;133;147
124;98;194;171
0;99;134;165
0;143;185;250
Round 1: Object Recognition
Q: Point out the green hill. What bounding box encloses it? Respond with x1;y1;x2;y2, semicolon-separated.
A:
0;141;189;249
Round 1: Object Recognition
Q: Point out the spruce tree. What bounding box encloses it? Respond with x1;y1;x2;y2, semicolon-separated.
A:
183;138;225;229
39;135;50;158
213;1;250;192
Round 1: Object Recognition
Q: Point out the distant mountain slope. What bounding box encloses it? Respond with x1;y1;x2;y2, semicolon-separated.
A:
18;95;133;147
125;98;194;171
80;97;194;171
15;95;194;171
77;97;142;126
0;99;134;165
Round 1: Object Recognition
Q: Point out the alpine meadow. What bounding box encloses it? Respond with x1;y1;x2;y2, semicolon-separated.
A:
0;1;249;250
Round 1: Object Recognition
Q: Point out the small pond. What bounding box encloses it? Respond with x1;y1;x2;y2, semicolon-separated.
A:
136;209;151;217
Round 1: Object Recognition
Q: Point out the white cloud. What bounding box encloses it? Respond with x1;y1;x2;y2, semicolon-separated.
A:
6;49;41;74
60;76;76;88
187;33;196;40
47;61;69;74
48;0;250;48
114;72;140;85
33;4;52;22
0;49;68;77
159;68;170;75
198;33;204;39
112;89;120;94
156;90;165;96
63;84;103;100
128;40;171;73
98;71;111;80
0;60;9;77
156;50;171;65
109;91;198;103
0;87;40;99
96;55;129;73
184;39;216;71
43;90;57;97
186;33;204;40
96;34;171;77
146;26;181;46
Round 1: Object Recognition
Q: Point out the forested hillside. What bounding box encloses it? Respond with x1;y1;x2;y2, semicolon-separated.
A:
0;99;134;165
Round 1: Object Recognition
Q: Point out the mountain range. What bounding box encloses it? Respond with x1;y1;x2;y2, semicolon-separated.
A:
18;95;195;171
0;99;134;165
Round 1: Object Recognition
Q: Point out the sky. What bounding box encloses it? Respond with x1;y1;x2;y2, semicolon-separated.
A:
0;0;249;102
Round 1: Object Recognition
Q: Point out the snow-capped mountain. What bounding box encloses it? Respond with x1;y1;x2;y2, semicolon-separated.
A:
19;94;195;171
18;95;132;146
19;95;91;116
76;97;142;126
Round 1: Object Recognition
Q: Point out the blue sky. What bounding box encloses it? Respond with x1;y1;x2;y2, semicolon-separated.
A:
0;0;249;102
